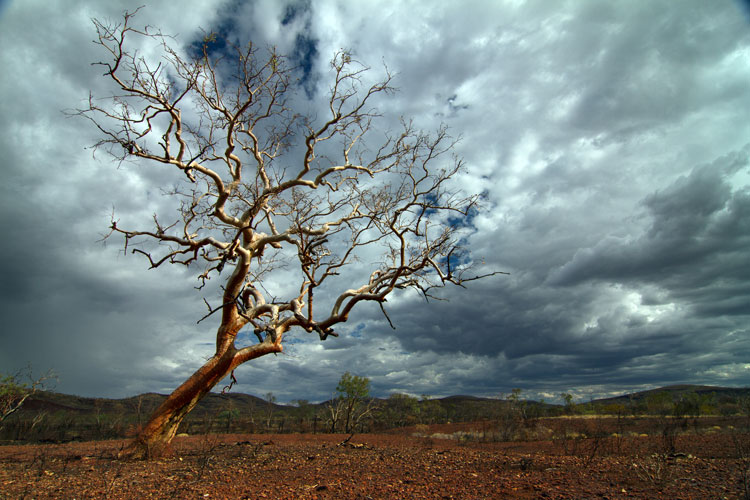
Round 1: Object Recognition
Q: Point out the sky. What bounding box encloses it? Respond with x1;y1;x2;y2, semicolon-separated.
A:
1;0;749;405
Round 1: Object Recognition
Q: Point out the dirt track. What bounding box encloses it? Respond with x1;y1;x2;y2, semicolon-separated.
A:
1;421;747;499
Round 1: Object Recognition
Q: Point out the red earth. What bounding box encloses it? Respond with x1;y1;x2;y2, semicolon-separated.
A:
1;418;748;499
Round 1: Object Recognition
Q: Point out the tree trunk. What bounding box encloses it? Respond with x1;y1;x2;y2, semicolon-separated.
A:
120;334;284;459
121;349;236;458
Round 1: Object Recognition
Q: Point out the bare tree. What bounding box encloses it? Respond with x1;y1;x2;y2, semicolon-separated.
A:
79;9;500;457
326;393;344;433
264;392;276;431
0;366;55;429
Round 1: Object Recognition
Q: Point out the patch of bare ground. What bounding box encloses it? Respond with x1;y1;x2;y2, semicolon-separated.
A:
1;422;747;499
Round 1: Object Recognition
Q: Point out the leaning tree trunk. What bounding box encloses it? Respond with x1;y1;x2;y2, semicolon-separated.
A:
121;350;235;458
121;336;282;459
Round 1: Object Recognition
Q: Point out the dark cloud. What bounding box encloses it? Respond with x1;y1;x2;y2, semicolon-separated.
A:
549;145;750;294
280;0;318;95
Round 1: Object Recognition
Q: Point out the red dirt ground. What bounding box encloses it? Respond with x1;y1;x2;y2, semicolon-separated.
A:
1;420;748;499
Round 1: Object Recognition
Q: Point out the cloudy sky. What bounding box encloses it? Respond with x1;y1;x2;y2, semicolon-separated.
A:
1;0;749;405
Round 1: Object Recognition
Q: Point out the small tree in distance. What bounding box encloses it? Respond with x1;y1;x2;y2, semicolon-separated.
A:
560;393;577;415
0;366;55;430
335;372;376;433
79;8;500;457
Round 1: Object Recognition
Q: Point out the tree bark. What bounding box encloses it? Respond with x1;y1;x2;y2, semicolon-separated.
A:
122;338;282;458
120;351;232;458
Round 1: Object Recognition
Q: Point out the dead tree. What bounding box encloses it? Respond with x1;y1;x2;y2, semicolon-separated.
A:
78;8;501;457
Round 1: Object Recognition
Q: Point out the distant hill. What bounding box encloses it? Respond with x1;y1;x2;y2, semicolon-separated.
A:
20;390;286;418
590;384;750;405
3;383;748;443
436;395;496;403
17;383;750;419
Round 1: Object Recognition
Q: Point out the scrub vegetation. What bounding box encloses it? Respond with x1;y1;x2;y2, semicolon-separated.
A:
2;381;749;499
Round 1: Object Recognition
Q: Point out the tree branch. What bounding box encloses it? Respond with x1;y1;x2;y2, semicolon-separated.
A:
83;9;503;395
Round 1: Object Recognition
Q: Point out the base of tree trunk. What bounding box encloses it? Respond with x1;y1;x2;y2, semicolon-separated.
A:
117;436;170;460
117;353;237;459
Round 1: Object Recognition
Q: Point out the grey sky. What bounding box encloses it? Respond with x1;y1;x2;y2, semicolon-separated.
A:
1;0;749;404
